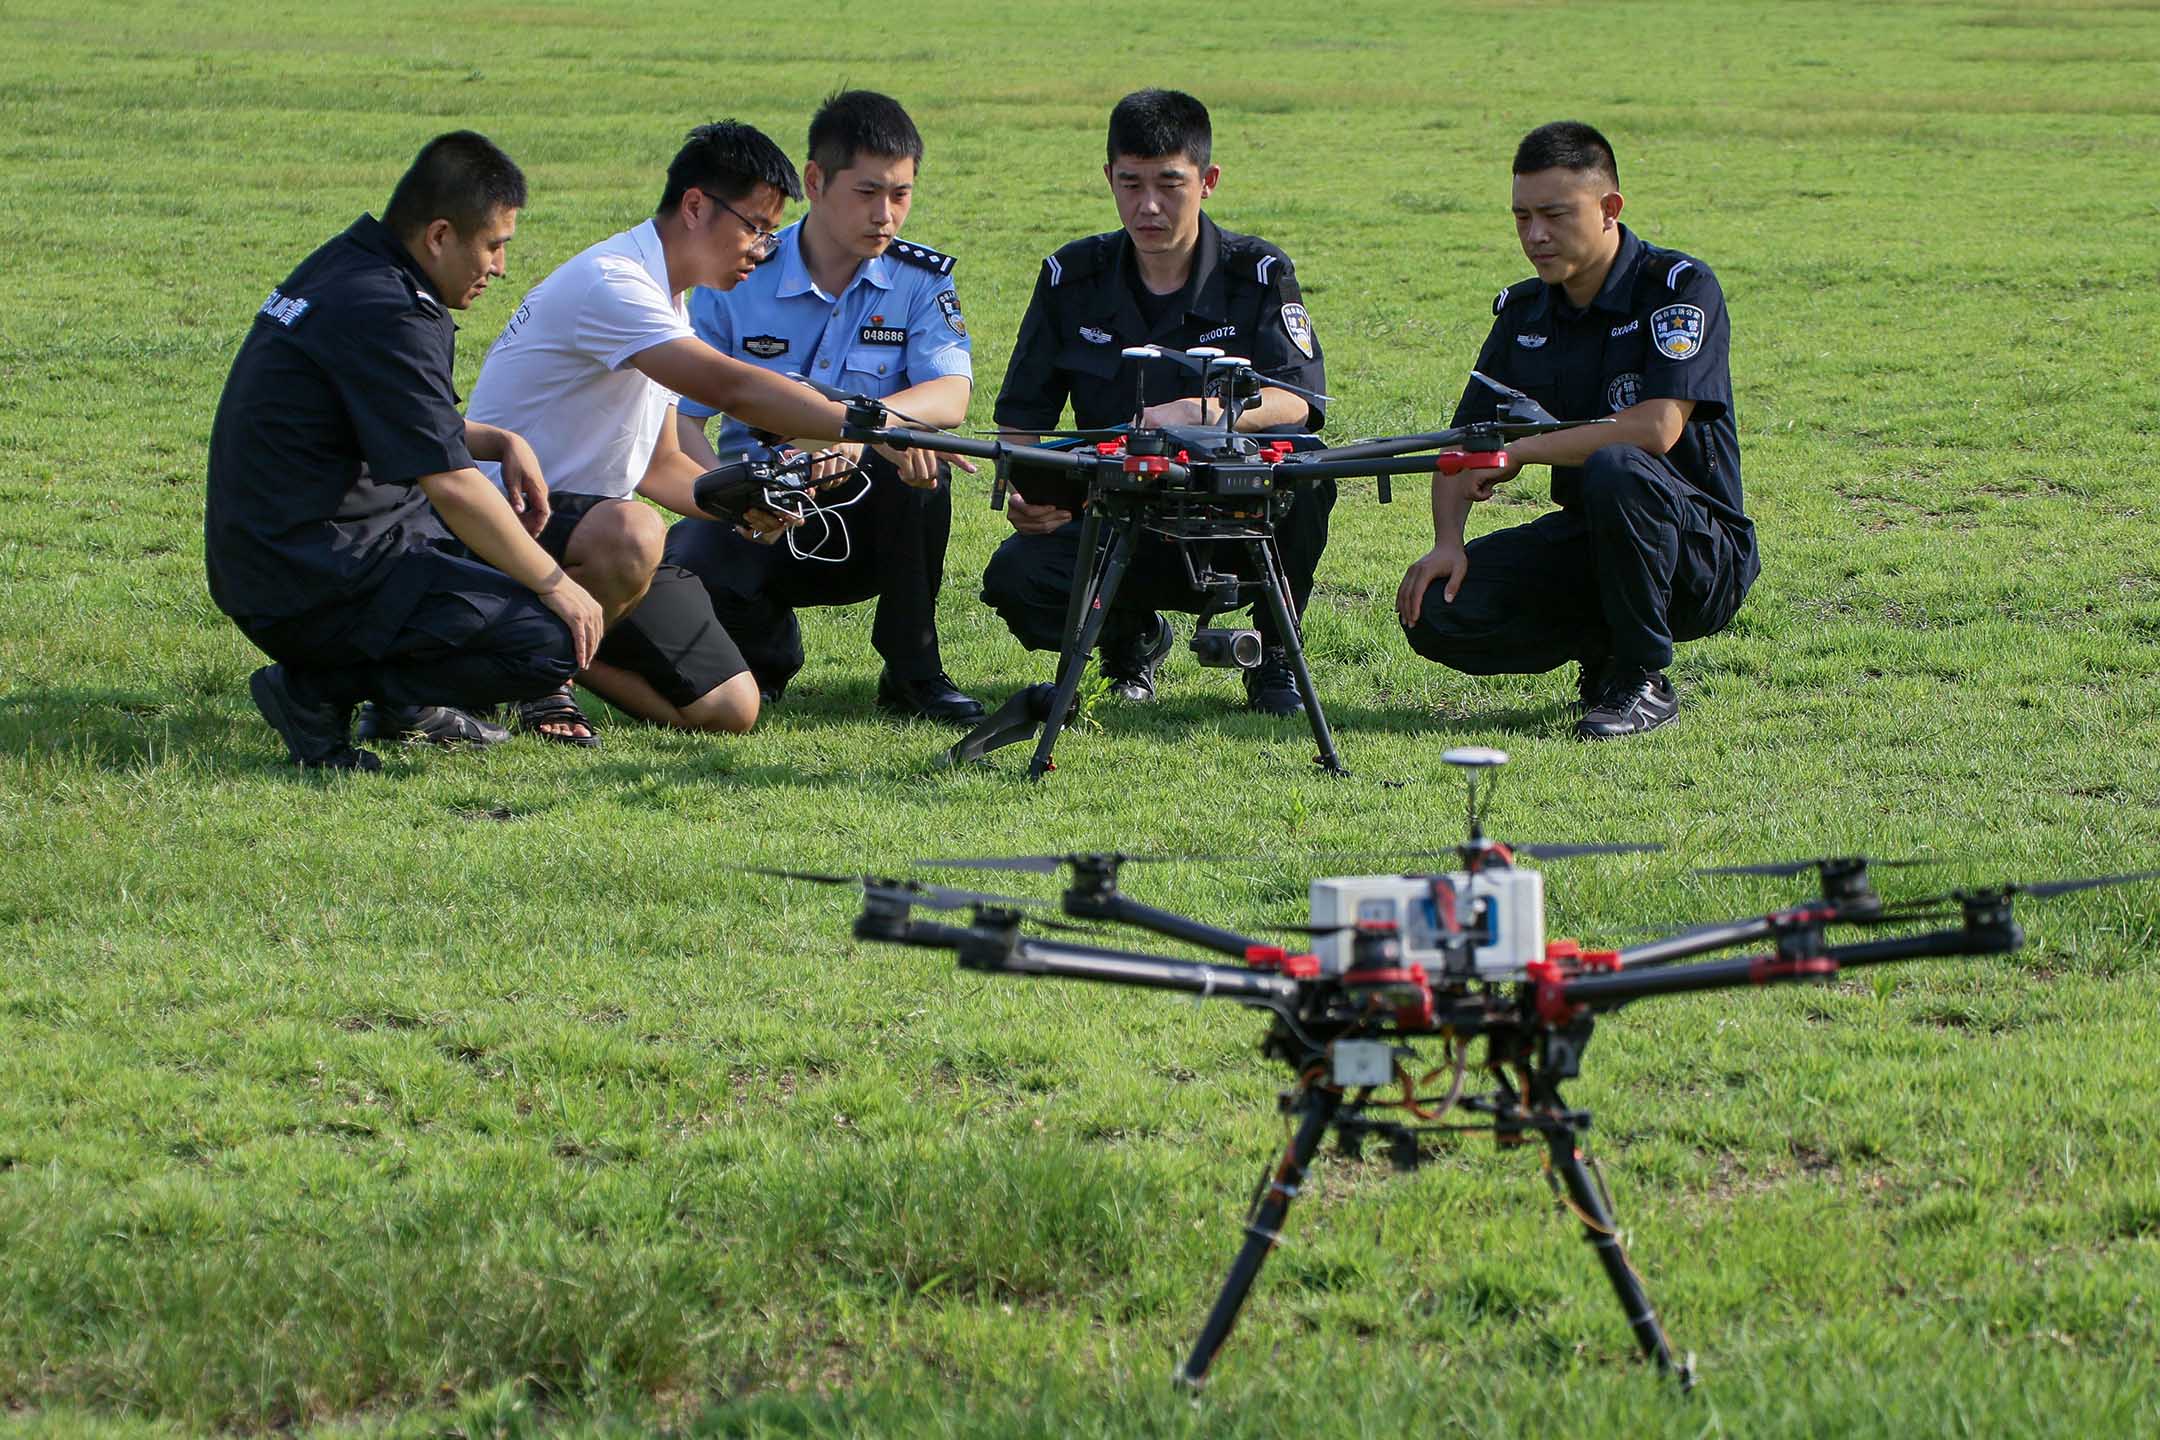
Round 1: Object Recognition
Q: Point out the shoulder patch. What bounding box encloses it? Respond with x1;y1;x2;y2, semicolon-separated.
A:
1666;258;1696;290
1492;276;1540;315
887;239;955;276
1650;303;1706;360
1493;284;1511;315
258;288;311;328
1045;234;1113;288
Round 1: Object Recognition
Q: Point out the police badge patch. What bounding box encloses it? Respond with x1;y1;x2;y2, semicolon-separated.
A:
1650;304;1706;361
1606;372;1643;412
1280;303;1315;359
936;289;966;337
743;335;788;359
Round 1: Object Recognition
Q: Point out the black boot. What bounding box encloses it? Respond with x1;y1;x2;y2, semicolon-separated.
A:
249;665;380;771
1100;614;1173;702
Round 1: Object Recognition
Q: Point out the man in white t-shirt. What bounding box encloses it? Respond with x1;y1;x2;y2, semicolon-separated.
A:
464;121;849;739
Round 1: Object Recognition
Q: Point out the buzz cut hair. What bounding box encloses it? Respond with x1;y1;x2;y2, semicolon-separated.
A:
383;131;527;240
1107;88;1211;171
1513;121;1620;191
658;120;802;216
807;89;924;177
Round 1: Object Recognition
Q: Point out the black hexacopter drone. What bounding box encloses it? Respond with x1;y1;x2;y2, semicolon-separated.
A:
772;749;2154;1391
785;351;1608;779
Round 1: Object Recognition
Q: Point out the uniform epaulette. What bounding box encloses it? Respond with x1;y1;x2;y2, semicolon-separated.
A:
1218;234;1295;289
887;238;956;276
1042;234;1112;289
1493;277;1538;314
1663;256;1700;290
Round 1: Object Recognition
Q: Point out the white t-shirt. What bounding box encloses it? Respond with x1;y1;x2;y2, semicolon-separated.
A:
466;220;693;500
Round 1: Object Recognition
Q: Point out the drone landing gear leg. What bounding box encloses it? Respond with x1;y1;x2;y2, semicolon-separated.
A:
1177;1083;1342;1389
1024;515;1140;781
1244;537;1347;776
1542;1127;1695;1392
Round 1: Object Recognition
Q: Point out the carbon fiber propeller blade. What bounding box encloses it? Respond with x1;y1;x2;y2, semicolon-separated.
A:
1882;869;2160;911
728;864;1052;912
1698;856;1936;878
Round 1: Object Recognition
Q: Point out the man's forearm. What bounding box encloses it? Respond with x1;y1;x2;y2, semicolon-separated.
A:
1504;398;1690;469
635;449;710;520
1429;474;1473;547
879;374;971;430
632;338;848;443
420;468;564;592
1239;385;1314;433
461;420;515;463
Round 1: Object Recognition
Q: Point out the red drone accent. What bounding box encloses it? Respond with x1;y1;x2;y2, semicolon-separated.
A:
1525;956;1582;1024
1260;440;1296;463
1581;948;1624;973
1094;441;1124;456
1750;955;1839;985
1436;449;1509;475
1243;944;1321;979
1124;455;1171;475
1546;939;1583;962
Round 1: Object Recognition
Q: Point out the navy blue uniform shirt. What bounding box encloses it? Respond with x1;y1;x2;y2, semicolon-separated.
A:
995;214;1326;433
205;214;471;649
1453;225;1748;549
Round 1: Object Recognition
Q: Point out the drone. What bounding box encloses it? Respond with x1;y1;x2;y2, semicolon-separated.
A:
793;352;1611;780
799;749;2156;1391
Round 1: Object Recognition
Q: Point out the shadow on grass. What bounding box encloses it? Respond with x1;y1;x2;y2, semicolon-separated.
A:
0;686;249;771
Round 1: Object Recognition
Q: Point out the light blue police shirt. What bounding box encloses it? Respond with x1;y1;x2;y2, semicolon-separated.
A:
681;221;972;454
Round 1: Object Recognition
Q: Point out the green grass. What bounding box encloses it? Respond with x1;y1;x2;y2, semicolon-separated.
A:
4;0;2160;1432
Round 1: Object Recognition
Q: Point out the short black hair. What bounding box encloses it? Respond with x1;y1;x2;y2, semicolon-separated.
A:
1107;88;1211;170
382;131;526;239
1513;121;1620;191
657;121;802;216
807;89;923;177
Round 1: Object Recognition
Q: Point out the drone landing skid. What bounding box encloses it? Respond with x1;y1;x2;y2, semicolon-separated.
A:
946;499;1350;779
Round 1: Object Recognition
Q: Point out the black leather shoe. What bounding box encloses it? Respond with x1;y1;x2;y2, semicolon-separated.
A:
876;667;987;725
249;664;380;771
1576;668;1679;740
357;703;510;747
1101;614;1173;702
1243;648;1304;717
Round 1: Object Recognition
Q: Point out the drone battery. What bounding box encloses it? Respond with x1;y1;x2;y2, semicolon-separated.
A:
1309;870;1546;980
1330;1040;1395;1089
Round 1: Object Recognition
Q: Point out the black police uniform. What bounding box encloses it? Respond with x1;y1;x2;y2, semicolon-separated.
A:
982;213;1331;654
1403;224;1758;678
205;215;575;722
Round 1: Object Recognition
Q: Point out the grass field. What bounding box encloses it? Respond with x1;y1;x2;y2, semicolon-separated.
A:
4;0;2160;1433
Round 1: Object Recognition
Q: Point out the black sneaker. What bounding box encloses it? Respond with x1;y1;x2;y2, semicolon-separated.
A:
356;703;510;747
1101;613;1173;703
876;667;987;725
1575;667;1679;740
249;664;380;772
1243;648;1304;717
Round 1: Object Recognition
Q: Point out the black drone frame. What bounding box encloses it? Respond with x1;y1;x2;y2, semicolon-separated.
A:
845;851;2150;1390
811;358;1608;779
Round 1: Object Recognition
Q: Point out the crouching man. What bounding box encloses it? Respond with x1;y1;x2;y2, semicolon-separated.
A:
205;131;603;771
1396;121;1758;739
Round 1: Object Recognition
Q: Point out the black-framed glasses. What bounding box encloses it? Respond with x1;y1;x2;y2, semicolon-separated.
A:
698;188;781;260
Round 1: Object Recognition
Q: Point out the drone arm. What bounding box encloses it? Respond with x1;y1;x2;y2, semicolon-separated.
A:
997;936;1302;1003
1616;916;1779;969
1558;918;2023;1011
1067;892;1273;961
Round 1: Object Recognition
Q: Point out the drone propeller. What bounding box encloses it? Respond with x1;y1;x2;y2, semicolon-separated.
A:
728;863;1057;914
1698;855;1937;879
1304;842;1665;869
1878;869;2160;913
914;851;1242;876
